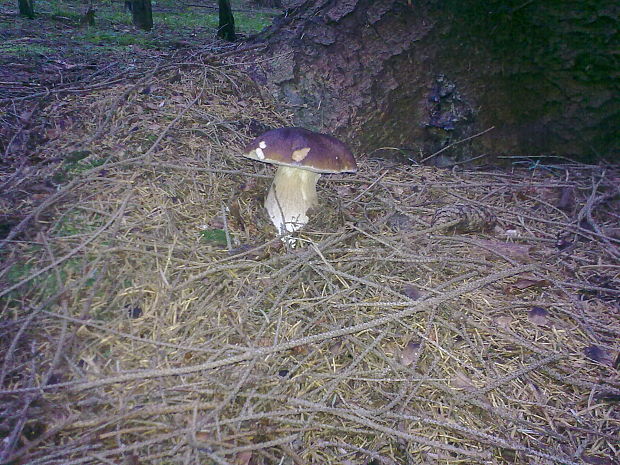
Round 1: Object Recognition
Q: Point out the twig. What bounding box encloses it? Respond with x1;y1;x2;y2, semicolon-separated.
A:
315;440;396;465
465;353;566;397
0;264;535;394
419;126;495;163
221;203;232;251
287;399;491;459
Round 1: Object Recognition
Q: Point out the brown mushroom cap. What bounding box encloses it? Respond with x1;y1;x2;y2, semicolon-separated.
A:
243;127;357;174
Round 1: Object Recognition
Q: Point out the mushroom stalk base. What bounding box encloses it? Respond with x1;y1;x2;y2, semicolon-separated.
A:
265;166;321;235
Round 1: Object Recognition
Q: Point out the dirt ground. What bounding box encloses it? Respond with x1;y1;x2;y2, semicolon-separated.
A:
1;2;619;465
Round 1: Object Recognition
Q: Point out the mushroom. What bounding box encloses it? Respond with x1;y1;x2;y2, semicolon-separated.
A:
243;127;357;236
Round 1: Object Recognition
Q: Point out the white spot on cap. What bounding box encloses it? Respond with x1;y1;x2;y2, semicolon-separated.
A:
259;140;267;149
255;147;265;160
291;147;311;162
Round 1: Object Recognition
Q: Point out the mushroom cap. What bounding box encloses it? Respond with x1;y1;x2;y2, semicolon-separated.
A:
243;127;357;174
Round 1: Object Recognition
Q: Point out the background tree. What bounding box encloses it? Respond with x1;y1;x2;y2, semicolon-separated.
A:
128;0;153;32
79;1;96;28
218;0;236;41
247;0;618;162
18;0;35;18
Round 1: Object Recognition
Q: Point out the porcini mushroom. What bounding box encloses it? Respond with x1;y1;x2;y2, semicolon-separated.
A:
243;127;357;236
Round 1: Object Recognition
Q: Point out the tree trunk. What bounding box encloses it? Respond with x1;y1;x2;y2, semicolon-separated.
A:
129;0;153;31
247;0;618;163
18;0;35;18
79;4;96;27
218;0;236;42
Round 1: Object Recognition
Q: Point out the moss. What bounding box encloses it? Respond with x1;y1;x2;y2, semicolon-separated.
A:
3;253;87;300
52;152;106;183
49;8;82;21
200;229;228;246
78;29;154;47
158;12;219;29
0;43;58;56
51;209;101;237
236;12;273;34
98;10;133;25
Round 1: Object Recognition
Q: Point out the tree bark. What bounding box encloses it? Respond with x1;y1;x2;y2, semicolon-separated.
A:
247;0;618;163
218;0;236;42
129;0;153;32
18;0;35;18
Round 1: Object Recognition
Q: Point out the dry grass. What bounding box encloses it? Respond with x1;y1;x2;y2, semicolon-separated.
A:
1;48;619;465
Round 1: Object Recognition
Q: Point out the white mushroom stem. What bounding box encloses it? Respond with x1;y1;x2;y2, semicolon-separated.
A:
265;166;321;235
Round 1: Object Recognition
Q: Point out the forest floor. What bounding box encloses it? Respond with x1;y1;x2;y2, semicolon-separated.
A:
1;2;619;465
0;0;276;182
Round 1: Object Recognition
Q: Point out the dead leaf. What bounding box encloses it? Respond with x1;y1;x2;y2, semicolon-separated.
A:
516;278;551;290
451;371;477;391
44;126;63;140
235;451;253;465
493;315;514;330
125;454;140;465
19;109;35;123
329;338;345;355
581;454;614;465
503;227;521;239
392;185;405;197
402;284;423;300
226;200;244;231
207;215;225;229
29;183;55;194
32;193;48;201
556;236;573;251
45;372;62;386
533;186;558;203
528;306;549;326
596;392;620;403
238;178;257;192
498;447;524;463
229;244;265;259
584;345;613;366
256;277;274;287
476;239;535;262
602;227;620;240
387;213;414;231
506;277;551;293
168;70;182;83
527;382;548;404
291;344;309;355
557;187;575;212
580;217;596;232
334;184;354;196
400;340;421;366
194;431;213;443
